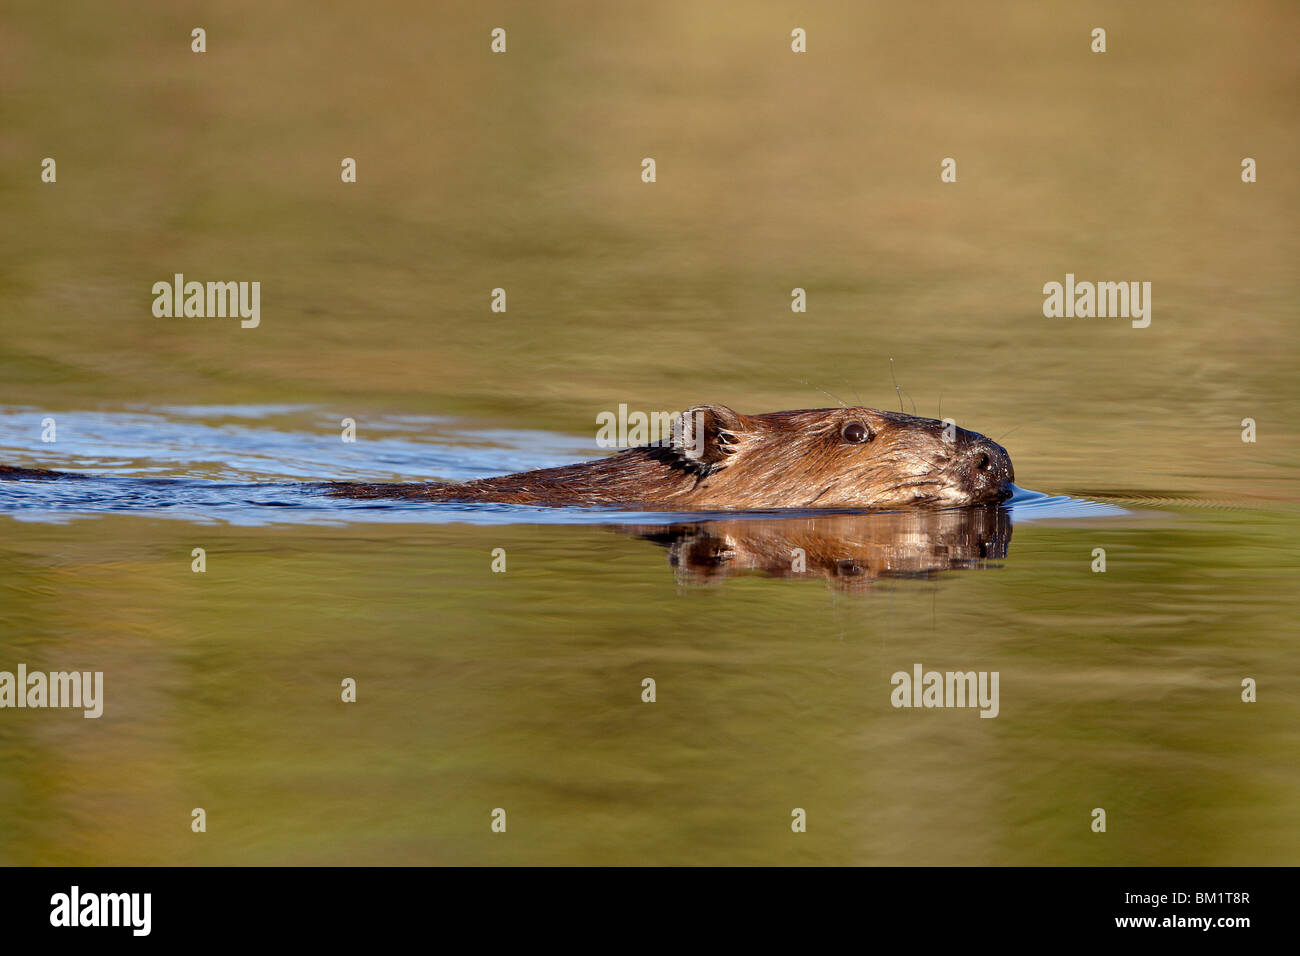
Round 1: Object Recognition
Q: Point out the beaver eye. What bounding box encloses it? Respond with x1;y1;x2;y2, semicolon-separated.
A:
841;421;871;444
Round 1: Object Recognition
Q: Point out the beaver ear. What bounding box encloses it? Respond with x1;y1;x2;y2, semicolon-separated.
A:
670;404;748;473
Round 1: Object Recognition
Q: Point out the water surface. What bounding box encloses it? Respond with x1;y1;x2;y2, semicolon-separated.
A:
1;406;1294;866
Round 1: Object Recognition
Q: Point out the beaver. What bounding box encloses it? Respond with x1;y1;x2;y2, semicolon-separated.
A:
327;404;1015;510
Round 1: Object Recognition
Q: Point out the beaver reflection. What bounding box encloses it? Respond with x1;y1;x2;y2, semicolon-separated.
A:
624;506;1011;589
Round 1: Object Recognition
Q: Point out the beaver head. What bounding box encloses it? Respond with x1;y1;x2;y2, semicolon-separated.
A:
664;404;1015;510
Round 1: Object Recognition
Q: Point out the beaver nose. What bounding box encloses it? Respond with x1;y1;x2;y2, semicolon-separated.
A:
970;438;1014;485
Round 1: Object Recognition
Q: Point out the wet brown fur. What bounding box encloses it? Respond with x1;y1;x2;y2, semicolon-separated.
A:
327;404;1015;511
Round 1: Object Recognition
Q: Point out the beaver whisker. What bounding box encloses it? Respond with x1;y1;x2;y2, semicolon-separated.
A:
894;446;945;468
889;358;904;413
879;447;946;473
797;378;849;409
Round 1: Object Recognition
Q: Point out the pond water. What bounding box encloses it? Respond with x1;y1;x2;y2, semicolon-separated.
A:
1;405;1294;865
